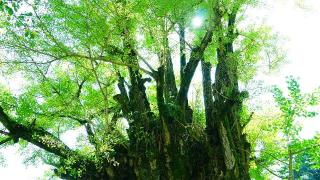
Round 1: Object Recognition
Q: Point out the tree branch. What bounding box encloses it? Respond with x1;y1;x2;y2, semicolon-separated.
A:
75;79;86;98
262;165;287;179
179;22;187;80
70;53;156;79
292;144;320;155
136;51;157;74
0;137;12;146
0;106;75;158
177;30;213;106
163;34;177;102
201;59;214;127
0;130;10;136
254;158;287;179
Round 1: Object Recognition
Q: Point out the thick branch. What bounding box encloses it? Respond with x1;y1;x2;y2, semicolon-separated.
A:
114;73;130;116
179;22;186;80
0;106;75;158
177;30;213;106
85;123;97;149
33;111;99;149
214;4;239;100
163;36;177;102
201;59;214;126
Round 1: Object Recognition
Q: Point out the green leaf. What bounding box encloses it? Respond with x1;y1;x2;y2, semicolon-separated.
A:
4;5;13;15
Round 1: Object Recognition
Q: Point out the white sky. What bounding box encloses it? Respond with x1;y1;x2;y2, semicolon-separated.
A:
252;0;320;139
1;0;320;179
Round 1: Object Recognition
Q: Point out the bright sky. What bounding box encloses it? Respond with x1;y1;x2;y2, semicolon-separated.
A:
1;0;320;179
251;0;320;139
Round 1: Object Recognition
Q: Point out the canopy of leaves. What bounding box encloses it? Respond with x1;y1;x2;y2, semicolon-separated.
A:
0;0;291;178
246;77;320;179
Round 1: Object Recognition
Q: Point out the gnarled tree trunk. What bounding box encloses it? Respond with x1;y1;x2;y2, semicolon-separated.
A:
0;1;252;179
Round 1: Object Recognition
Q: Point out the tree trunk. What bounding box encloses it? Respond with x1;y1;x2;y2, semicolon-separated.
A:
288;148;293;180
0;2;252;180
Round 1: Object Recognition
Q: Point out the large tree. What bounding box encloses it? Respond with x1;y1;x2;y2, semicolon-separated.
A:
0;0;280;179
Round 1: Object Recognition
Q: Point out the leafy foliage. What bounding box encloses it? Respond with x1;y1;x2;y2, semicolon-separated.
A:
247;77;320;179
0;0;302;179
